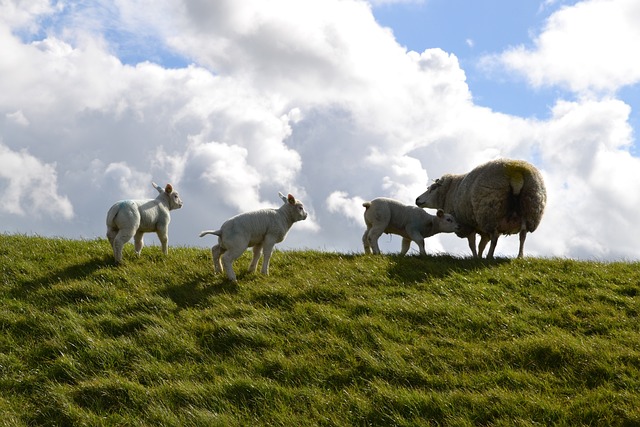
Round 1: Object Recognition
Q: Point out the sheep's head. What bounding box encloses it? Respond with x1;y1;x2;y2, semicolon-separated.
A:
415;175;452;208
279;192;308;222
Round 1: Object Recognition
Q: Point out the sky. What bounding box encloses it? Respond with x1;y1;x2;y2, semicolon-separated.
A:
1;0;640;260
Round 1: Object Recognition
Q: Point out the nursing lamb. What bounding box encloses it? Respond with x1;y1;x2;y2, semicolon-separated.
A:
415;158;546;259
362;197;458;256
199;193;307;282
106;182;183;264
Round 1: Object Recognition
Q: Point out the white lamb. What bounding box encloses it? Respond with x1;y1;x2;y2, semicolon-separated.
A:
199;192;308;282
106;182;183;264
362;197;459;256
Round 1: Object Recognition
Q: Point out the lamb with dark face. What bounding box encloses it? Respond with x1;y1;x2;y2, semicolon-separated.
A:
106;182;183;264
362;197;458;256
416;158;546;259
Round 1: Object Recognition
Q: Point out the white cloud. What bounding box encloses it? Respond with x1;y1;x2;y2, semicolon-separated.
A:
489;0;640;95
0;0;639;259
327;191;366;224
6;110;29;126
0;143;73;219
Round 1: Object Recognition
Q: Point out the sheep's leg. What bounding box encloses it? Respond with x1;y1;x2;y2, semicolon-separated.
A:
113;229;135;264
467;233;478;258
362;229;372;254
134;231;144;256
249;244;263;273
517;229;527;258
260;242;276;275
486;232;500;259
211;244;223;274
477;234;490;258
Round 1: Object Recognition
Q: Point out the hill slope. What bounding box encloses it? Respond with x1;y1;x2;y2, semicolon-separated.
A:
1;234;639;426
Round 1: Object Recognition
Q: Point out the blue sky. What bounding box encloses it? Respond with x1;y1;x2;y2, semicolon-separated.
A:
375;1;582;114
1;0;640;260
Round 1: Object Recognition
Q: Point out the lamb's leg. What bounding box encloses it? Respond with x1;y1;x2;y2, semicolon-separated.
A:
362;229;372;254
156;227;169;255
221;246;244;282
400;238;412;256
211;244;223;274
367;226;385;255
107;227;118;250
134;231;144;256
114;229;135;264
260;242;276;275
249;244;263;273
407;230;426;256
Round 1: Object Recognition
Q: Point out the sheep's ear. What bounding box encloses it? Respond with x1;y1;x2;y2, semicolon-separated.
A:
287;194;296;205
152;182;163;193
165;184;173;194
436;209;444;218
278;192;287;203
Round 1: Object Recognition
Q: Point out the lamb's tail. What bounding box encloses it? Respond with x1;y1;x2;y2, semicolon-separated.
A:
199;229;222;238
106;200;131;227
362;202;371;209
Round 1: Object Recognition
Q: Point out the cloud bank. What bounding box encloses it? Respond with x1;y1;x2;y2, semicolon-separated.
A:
0;0;639;260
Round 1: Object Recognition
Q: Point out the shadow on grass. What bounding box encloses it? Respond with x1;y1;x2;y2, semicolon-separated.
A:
158;276;239;309
386;254;511;282
9;255;113;297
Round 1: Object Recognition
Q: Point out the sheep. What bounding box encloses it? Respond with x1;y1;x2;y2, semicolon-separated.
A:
362;197;459;256
106;182;183;264
415;158;546;259
199;192;308;282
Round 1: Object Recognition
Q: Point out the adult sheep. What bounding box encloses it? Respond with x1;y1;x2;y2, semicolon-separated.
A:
362;197;459;256
415;158;546;259
106;182;183;264
199;192;307;282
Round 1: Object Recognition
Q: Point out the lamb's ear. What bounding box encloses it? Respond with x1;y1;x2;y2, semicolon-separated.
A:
165;184;173;194
436;209;444;218
152;182;163;193
278;192;287;203
287;194;296;205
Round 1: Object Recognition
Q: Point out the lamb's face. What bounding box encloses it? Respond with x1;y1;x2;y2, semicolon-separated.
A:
168;191;183;210
435;209;459;233
292;202;308;222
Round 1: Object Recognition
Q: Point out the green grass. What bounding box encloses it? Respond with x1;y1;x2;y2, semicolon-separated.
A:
1;233;639;426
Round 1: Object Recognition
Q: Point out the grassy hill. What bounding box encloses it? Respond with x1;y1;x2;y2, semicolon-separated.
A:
1;233;639;426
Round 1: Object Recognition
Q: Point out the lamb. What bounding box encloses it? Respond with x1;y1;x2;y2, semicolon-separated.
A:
415;158;546;259
362;197;459;256
199;192;308;282
106;182;183;264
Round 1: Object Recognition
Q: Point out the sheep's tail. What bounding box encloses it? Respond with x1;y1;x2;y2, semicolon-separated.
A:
199;229;221;238
505;163;527;196
362;202;371;209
